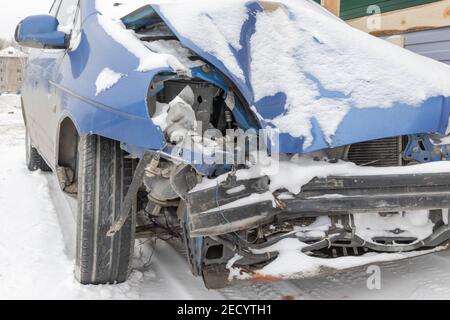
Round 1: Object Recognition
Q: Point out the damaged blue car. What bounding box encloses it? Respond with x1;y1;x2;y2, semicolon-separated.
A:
15;0;450;287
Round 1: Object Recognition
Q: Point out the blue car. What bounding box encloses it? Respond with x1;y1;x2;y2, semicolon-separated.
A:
15;0;450;287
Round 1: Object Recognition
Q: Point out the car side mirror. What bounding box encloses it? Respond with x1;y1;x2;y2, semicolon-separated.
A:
15;15;68;49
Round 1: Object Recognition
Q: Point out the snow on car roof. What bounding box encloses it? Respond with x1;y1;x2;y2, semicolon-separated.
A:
96;0;191;73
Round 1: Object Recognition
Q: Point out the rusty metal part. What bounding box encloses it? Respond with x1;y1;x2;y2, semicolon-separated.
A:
202;264;233;290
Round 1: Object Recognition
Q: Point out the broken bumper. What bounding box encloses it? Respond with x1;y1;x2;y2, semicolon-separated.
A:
186;173;450;237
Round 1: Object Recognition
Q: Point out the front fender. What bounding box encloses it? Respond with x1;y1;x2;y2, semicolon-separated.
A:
53;12;169;151
55;84;166;151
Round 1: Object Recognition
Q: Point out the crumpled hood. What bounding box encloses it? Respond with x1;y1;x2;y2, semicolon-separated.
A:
148;0;450;153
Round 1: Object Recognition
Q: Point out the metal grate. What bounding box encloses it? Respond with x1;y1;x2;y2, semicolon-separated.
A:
347;136;403;167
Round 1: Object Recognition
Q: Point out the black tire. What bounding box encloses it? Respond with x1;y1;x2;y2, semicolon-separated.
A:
25;128;52;172
75;135;136;284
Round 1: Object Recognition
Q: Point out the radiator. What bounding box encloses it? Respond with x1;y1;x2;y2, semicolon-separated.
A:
347;136;404;167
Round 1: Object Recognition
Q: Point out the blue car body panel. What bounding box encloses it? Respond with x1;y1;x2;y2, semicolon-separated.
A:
21;0;450;169
54;15;166;147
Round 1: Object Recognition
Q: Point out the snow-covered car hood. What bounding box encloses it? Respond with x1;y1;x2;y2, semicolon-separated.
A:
105;0;450;154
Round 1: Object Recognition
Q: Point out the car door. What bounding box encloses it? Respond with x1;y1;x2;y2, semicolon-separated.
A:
23;0;61;163
26;0;79;166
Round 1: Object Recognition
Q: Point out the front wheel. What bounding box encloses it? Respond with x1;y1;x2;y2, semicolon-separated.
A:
75;135;136;284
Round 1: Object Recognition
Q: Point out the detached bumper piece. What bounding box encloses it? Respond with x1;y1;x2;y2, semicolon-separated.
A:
186;173;450;237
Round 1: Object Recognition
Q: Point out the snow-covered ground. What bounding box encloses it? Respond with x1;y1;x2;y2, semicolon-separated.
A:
2;94;450;299
0;94;222;299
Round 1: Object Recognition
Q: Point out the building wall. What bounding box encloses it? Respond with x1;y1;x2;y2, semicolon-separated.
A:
337;0;450;35
315;0;450;65
404;26;450;64
314;0;441;19
340;0;440;20
0;57;25;94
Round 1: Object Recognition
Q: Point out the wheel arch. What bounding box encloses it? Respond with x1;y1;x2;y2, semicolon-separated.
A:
56;114;81;173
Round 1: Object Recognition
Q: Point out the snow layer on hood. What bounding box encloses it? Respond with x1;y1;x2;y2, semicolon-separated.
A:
250;6;350;147
95;0;172;20
96;0;189;73
154;0;450;148
152;0;249;82
144;40;204;69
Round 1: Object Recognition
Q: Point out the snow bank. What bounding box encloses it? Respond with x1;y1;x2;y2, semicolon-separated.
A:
95;68;124;95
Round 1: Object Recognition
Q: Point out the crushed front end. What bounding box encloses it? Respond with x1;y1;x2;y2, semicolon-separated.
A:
180;135;450;287
109;0;450;288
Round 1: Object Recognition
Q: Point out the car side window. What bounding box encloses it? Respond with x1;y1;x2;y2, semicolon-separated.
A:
56;0;79;27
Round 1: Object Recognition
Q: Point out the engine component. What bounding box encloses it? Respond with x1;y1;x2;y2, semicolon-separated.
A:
404;134;450;163
165;85;196;143
159;79;220;134
224;108;233;129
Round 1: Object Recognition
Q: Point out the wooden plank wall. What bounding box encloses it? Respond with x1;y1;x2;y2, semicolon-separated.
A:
347;0;450;36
